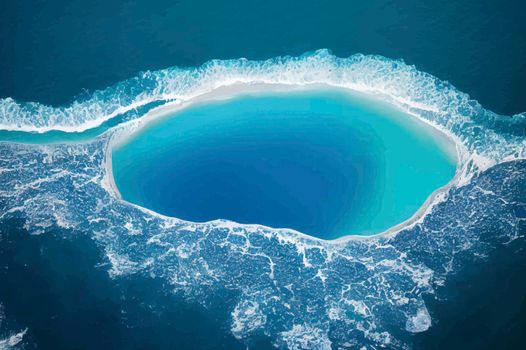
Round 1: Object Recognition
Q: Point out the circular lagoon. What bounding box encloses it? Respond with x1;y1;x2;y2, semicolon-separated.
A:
112;88;457;239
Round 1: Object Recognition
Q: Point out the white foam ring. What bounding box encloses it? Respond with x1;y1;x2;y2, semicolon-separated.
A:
0;50;525;349
0;50;524;165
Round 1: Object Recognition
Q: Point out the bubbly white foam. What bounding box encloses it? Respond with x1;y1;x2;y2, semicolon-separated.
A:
1;50;524;171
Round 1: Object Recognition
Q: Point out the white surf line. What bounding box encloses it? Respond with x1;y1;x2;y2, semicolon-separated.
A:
102;82;468;243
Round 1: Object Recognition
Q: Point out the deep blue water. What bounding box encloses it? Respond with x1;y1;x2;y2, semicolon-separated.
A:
0;218;262;350
113;90;456;239
0;1;525;349
1;0;525;115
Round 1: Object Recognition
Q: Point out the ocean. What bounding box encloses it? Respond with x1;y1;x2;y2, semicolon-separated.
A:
1;0;525;116
0;1;525;349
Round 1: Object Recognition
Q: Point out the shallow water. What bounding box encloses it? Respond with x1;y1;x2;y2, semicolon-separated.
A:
112;89;457;239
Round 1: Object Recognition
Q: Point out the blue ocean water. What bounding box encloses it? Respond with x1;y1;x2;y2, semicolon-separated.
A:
113;90;456;238
0;218;252;350
1;0;525;115
0;1;525;349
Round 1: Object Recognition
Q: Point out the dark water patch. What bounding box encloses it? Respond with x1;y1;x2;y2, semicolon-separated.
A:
413;235;526;350
1;0;525;115
0;218;263;349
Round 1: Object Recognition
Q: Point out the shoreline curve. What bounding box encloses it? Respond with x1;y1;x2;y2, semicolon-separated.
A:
104;82;463;242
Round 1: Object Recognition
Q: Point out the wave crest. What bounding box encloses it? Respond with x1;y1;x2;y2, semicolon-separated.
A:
1;50;524;168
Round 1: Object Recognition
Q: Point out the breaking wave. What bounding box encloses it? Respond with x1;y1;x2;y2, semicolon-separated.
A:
1;50;525;162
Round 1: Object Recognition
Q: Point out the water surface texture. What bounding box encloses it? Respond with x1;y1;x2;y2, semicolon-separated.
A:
113;90;456;238
2;0;525;115
0;38;525;350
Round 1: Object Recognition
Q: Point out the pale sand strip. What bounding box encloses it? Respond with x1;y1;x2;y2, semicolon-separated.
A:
104;82;463;242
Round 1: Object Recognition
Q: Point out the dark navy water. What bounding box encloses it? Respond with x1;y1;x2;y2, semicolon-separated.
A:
0;218;261;350
413;237;526;350
1;0;525;115
1;1;525;349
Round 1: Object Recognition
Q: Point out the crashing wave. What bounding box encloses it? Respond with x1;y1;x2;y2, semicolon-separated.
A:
0;51;525;349
1;50;524;167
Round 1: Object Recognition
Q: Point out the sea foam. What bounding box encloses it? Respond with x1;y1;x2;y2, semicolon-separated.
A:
1;50;524;171
0;50;525;349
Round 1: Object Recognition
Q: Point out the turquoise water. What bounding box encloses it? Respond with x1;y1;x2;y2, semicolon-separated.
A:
112;89;457;239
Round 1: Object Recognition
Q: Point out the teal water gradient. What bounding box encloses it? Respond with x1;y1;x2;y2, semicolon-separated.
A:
112;89;457;239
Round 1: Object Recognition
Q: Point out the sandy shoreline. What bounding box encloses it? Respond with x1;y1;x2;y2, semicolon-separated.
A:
104;81;463;242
